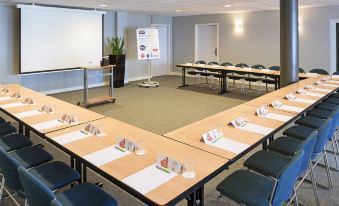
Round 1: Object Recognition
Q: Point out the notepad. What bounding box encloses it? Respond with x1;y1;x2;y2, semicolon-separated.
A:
304;92;325;97
32;119;65;131
293;98;316;104
0;102;25;109
263;113;293;122
0;96;11;101
15;110;42;118
312;88;332;93
83;145;131;166
206;138;249;154
322;84;338;88
52;131;92;145
122;164;177;195
236;123;274;135
279;105;304;113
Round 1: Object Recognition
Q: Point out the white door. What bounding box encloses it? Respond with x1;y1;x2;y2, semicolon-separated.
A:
151;26;170;77
195;24;219;63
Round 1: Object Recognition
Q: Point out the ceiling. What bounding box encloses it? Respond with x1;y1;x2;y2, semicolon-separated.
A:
1;0;339;16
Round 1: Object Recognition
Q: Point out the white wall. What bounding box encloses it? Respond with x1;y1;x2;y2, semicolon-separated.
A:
173;6;339;73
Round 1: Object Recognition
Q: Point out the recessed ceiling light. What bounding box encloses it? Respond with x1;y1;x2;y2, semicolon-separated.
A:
176;9;182;12
224;4;232;8
99;4;107;7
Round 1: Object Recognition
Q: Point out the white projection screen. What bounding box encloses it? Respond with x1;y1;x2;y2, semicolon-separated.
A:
18;5;104;74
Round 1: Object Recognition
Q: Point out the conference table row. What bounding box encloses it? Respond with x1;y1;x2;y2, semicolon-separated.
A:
0;76;339;206
176;63;311;94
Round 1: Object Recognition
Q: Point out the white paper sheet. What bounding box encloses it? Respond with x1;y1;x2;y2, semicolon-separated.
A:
322;84;338;88
0;96;11;101
32;119;65;131
0;102;25;109
237;123;274;135
293;98;316;104
263;113;293;122
305;92;325;97
207;138;249;154
312;88;332;93
83;145;131;166
15;110;42;118
328;80;339;83
52;130;92;145
279;105;304;113
122;164;177;195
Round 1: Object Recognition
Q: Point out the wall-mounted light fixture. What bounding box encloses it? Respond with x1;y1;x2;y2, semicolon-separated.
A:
234;19;243;33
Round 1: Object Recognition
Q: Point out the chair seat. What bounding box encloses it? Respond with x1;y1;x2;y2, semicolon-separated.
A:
200;72;214;77
0;124;17;137
267;136;303;157
30;161;80;191
324;97;339;105
187;71;200;76
229;75;245;80
307;109;333;120
10;146;53;168
283;125;316;141
244;77;264;82
213;74;224;78
315;103;339;112
295;116;325;130
216;170;274;206
56;183;117;206
262;79;277;84
0;134;33;152
330;93;339;99
244;150;291;178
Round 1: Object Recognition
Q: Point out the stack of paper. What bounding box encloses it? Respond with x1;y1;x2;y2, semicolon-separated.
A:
15;110;42;118
293;98;315;104
322;84;338;88
279;105;304;113
206;138;249;154
304;92;325;97
263;113;293;122
328;80;339;83
122;164;177;195
32;119;65;131
0;96;11;101
0;102;25;109
312;88;332;93
83;146;131;166
237;123;274;135
52;131;92;145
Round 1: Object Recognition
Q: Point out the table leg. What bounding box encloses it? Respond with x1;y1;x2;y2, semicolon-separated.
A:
186;186;204;206
262;140;268;150
82;164;87;183
179;68;189;88
19;123;23;134
75;159;82;184
24;127;30;138
218;72;229;95
269;135;274;143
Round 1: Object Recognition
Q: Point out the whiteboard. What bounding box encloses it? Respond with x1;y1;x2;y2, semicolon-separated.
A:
18;5;104;74
136;28;160;60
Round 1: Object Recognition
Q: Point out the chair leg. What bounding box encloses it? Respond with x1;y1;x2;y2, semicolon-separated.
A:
216;195;222;206
266;83;268;92
309;161;320;206
323;150;333;189
0;174;5;205
293;186;299;206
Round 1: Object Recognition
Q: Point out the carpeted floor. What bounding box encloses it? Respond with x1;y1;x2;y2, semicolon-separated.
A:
2;75;339;206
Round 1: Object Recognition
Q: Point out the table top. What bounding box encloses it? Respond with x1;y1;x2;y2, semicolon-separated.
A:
2;95;104;134
0;84;46;99
45;117;228;206
164;104;297;160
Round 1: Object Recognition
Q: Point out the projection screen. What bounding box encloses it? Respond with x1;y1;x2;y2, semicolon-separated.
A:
18;5;104;74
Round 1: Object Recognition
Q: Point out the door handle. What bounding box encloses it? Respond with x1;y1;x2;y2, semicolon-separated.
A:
214;48;218;56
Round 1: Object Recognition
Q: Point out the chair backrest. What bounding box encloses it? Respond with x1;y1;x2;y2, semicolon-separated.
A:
299;68;305;73
207;61;219;65
235;63;249;68
272;150;304;205
333;71;339;75
195;60;206;65
312;117;332;156
220;62;233;67
309;68;329;75
251;64;266;69
18;166;62;206
315;103;339;138
268;66;280;71
0;147;22;192
295;131;317;176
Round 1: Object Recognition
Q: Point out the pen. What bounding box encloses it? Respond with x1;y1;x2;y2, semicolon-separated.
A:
114;145;126;152
155;165;171;174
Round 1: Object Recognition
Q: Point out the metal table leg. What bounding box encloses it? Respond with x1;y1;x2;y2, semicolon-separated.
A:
179;67;189;88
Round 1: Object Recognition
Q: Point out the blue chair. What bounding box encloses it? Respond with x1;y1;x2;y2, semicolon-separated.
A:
188;60;207;87
0;123;17;137
18;166;117;206
333;71;339;75
244;132;319;205
229;63;249;93
0;147;80;204
309;68;329;75
0;133;33;152
207;62;222;89
284;116;333;190
244;64;266;94
262;66;280;91
0;117;6;124
220;62;233;67
299;68;305;73
216;151;304;206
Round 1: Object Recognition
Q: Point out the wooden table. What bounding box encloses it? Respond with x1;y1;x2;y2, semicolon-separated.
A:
164;104;298;162
46;117;228;206
176;63;310;94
